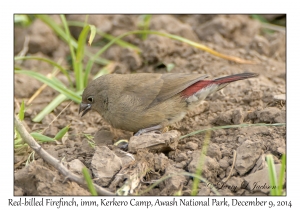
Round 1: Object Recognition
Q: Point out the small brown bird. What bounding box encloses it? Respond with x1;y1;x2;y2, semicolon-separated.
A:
79;72;258;136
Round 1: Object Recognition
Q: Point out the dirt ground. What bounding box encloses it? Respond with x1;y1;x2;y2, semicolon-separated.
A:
14;15;286;196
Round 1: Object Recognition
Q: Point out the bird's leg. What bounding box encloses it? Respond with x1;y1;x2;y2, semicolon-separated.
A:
118;124;163;151
134;124;163;136
119;143;129;151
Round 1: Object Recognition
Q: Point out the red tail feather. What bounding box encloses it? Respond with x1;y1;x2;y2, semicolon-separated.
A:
181;73;258;97
181;80;213;97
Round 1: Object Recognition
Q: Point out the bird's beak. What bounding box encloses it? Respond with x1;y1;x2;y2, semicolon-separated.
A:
79;103;91;117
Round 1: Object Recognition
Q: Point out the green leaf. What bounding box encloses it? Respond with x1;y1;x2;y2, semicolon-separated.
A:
60;14;78;90
266;155;278;195
88;25;96;46
14;56;73;86
30;132;55;142
18;100;25;121
251;14;269;23
75;25;92;90
15;70;81;103
14;15;31;26
138;15;152;40
33;93;67;122
33;90;83;122
278;154;286;195
191;131;211;196
82;167;97;195
166;63;175;72
54;125;70;140
67;20;140;52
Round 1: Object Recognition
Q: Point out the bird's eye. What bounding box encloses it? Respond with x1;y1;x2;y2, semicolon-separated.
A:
87;96;94;103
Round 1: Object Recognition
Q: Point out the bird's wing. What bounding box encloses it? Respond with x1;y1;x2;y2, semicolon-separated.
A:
155;73;209;105
122;73;208;109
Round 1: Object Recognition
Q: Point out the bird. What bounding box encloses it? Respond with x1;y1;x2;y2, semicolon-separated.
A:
79;72;258;136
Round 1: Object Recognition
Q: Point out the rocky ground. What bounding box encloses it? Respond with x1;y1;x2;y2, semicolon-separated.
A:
14;14;286;196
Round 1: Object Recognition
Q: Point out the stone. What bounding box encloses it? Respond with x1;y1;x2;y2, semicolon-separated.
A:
185;141;198;150
219;158;229;169
128;130;180;153
197;183;210;196
91;146;122;187
226;176;244;192
213;108;245;125
65;159;92;177
256;107;286;123
154;153;170;171
244;164;283;194
207;143;222;160
235;140;263;175
188;152;219;181
160;165;187;195
175;152;188;162
273;94;286;101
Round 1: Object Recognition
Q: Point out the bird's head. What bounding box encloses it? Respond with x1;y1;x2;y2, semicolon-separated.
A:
79;76;108;117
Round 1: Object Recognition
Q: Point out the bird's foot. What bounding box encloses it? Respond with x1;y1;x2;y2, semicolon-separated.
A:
134;124;163;136
119;143;128;151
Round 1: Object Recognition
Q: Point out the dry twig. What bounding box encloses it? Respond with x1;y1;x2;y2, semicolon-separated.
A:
14;115;114;196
